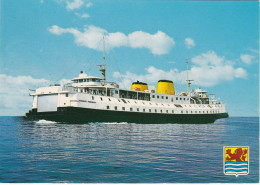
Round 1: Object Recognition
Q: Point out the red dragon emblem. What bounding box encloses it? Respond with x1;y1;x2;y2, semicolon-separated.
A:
226;148;247;162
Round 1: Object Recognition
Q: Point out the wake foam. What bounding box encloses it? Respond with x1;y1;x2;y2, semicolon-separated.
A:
34;119;57;124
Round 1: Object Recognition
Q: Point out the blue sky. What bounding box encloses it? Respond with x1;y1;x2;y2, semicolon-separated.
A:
0;0;259;116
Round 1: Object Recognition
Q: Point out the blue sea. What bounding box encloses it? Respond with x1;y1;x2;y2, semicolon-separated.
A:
0;116;259;183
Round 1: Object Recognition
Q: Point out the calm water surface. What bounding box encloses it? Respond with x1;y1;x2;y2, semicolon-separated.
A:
0;116;259;183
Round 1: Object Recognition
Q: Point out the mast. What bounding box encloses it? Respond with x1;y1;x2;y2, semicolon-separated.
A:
186;57;193;95
99;35;106;86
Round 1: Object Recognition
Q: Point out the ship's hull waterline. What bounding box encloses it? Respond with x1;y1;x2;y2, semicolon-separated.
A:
26;107;229;124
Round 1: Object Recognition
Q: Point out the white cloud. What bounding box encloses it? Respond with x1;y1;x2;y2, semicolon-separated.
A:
184;38;195;49
0;74;72;116
113;51;247;89
86;2;92;8
240;54;255;64
0;74;50;116
75;12;90;18
66;0;84;11
48;25;175;55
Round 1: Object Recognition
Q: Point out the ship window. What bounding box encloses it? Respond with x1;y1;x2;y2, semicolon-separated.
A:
166;110;168;113
121;99;127;104
171;97;173;102
92;79;96;82
149;109;151;112
203;111;205;113
155;109;157;113
108;98;111;101
180;98;182;100
172;110;174;113
184;98;185;100
152;95;155;98
176;97;178;100
122;107;125;110
162;96;164;99
79;79;83;82
207;111;208;113
92;96;94;100
161;104;164;106
191;111;192;113
150;103;152;105
187;98;189;100
157;96;159;99
181;110;183;113
66;93;68;97
156;103;158;106
128;101;130;103
167;104;170;106
118;99;121;102
114;106;117;110
137;108;139;111
100;97;103;101
143;108;145;112
166;96;168;99
107;106;109;109
115;90;118;94
160;110;162;113
135;101;137;104
186;111;188;114
199;111;201;113
142;102;145;104
130;108;133;111
174;104;182;108
81;89;83;93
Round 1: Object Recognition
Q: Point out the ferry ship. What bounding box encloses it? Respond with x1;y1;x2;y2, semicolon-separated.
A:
25;41;228;124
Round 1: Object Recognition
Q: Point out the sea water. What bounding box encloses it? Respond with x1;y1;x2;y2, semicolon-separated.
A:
0;116;258;183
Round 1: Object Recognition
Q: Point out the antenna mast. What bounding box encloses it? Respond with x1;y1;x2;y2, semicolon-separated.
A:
99;35;106;86
186;57;193;95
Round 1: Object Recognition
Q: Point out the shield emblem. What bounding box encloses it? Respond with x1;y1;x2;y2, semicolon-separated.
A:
223;146;249;177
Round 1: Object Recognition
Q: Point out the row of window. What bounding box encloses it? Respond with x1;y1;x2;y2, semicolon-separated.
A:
99;96;185;108
151;95;189;101
106;106;219;114
96;96;222;110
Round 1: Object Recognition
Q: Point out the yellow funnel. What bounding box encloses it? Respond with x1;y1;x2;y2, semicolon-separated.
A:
131;81;148;91
156;80;175;95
